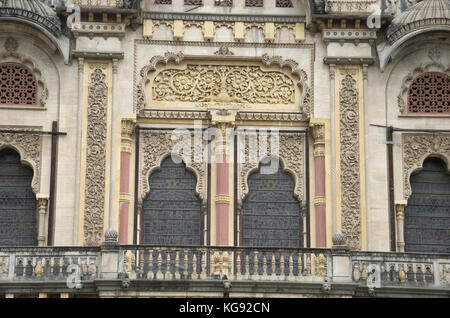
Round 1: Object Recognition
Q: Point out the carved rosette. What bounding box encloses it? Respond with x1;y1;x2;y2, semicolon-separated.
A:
238;132;305;202
339;72;361;251
83;66;108;246
402;134;450;199
0;129;42;193
140;130;207;201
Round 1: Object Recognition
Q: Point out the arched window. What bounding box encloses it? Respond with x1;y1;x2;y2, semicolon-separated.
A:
0;148;37;246
408;72;450;114
242;158;301;248
142;156;202;245
0;63;37;106
405;157;450;253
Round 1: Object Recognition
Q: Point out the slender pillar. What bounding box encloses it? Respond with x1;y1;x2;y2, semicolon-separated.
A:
395;201;407;252
210;109;236;246
36;195;49;246
311;123;327;247
215;123;232;246
118;118;135;244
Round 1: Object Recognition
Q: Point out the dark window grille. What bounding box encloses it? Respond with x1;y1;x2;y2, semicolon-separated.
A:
276;0;293;7
405;157;450;253
408;72;450;114
142;156;202;246
0;63;37;106
154;0;172;4
215;0;232;6
184;0;202;5
242;158;301;248
245;0;263;7
0;148;37;246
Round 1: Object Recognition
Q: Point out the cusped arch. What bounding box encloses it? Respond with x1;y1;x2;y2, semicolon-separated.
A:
402;133;450;200
140;130;207;201
0;132;41;194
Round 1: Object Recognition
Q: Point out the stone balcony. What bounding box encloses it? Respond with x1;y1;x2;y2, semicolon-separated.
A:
0;232;449;298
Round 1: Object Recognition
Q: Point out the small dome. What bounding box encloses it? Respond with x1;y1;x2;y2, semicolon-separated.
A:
387;0;450;44
0;0;62;36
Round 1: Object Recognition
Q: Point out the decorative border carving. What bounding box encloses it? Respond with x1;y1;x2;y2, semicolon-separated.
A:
402;133;450;199
140;129;207;201
338;71;361;251
83;65;109;246
397;61;450;115
1;38;49;108
0;127;42;194
237;131;305;202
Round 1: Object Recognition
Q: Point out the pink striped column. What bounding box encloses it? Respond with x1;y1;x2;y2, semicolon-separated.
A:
119;119;135;244
215;153;230;246
311;123;327;248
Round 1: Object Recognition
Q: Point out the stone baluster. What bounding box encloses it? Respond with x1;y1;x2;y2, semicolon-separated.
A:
147;250;153;279
165;251;172;280
296;253;302;280
261;253;268;280
156;251;163;280
183;251;189;279
235;252;242;280
288;253;294;281
254;251;259;280
306;254;311;276
174;251;181;280
200;250;207;280
279;254;285;281
211;251;216;276
270;253;276;280
192;253;198;280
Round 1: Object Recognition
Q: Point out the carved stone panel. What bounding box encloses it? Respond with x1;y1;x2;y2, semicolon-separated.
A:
83;65;109;246
402;134;450;199
338;71;361;251
237;131;305;202
140;129;207;201
0;128;42;193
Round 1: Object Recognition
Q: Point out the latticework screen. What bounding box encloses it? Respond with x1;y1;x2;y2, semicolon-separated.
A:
0;63;37;106
408;72;450;113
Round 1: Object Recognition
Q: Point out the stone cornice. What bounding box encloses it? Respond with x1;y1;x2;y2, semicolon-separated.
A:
72;51;124;60
323;57;375;65
143;12;306;23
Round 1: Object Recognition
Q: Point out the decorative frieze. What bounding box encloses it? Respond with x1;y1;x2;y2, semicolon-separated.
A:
324;0;377;14
140;130;207;201
402;134;450;199
82;64;109;246
152;64;296;104
0;128;42;193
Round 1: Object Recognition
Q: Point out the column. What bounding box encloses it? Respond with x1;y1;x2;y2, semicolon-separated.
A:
37;195;49;246
311;123;327;247
395;201;407;252
118;118;135;244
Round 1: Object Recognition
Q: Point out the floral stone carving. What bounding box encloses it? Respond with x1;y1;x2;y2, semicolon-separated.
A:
83;67;108;246
140;130;207;201
339;73;361;251
402;134;450;199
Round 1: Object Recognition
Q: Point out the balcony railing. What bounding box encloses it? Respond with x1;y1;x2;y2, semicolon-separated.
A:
0;232;449;297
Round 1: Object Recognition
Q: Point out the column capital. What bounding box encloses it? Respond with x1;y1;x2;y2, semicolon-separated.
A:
310;122;326;158
121;118;136;153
